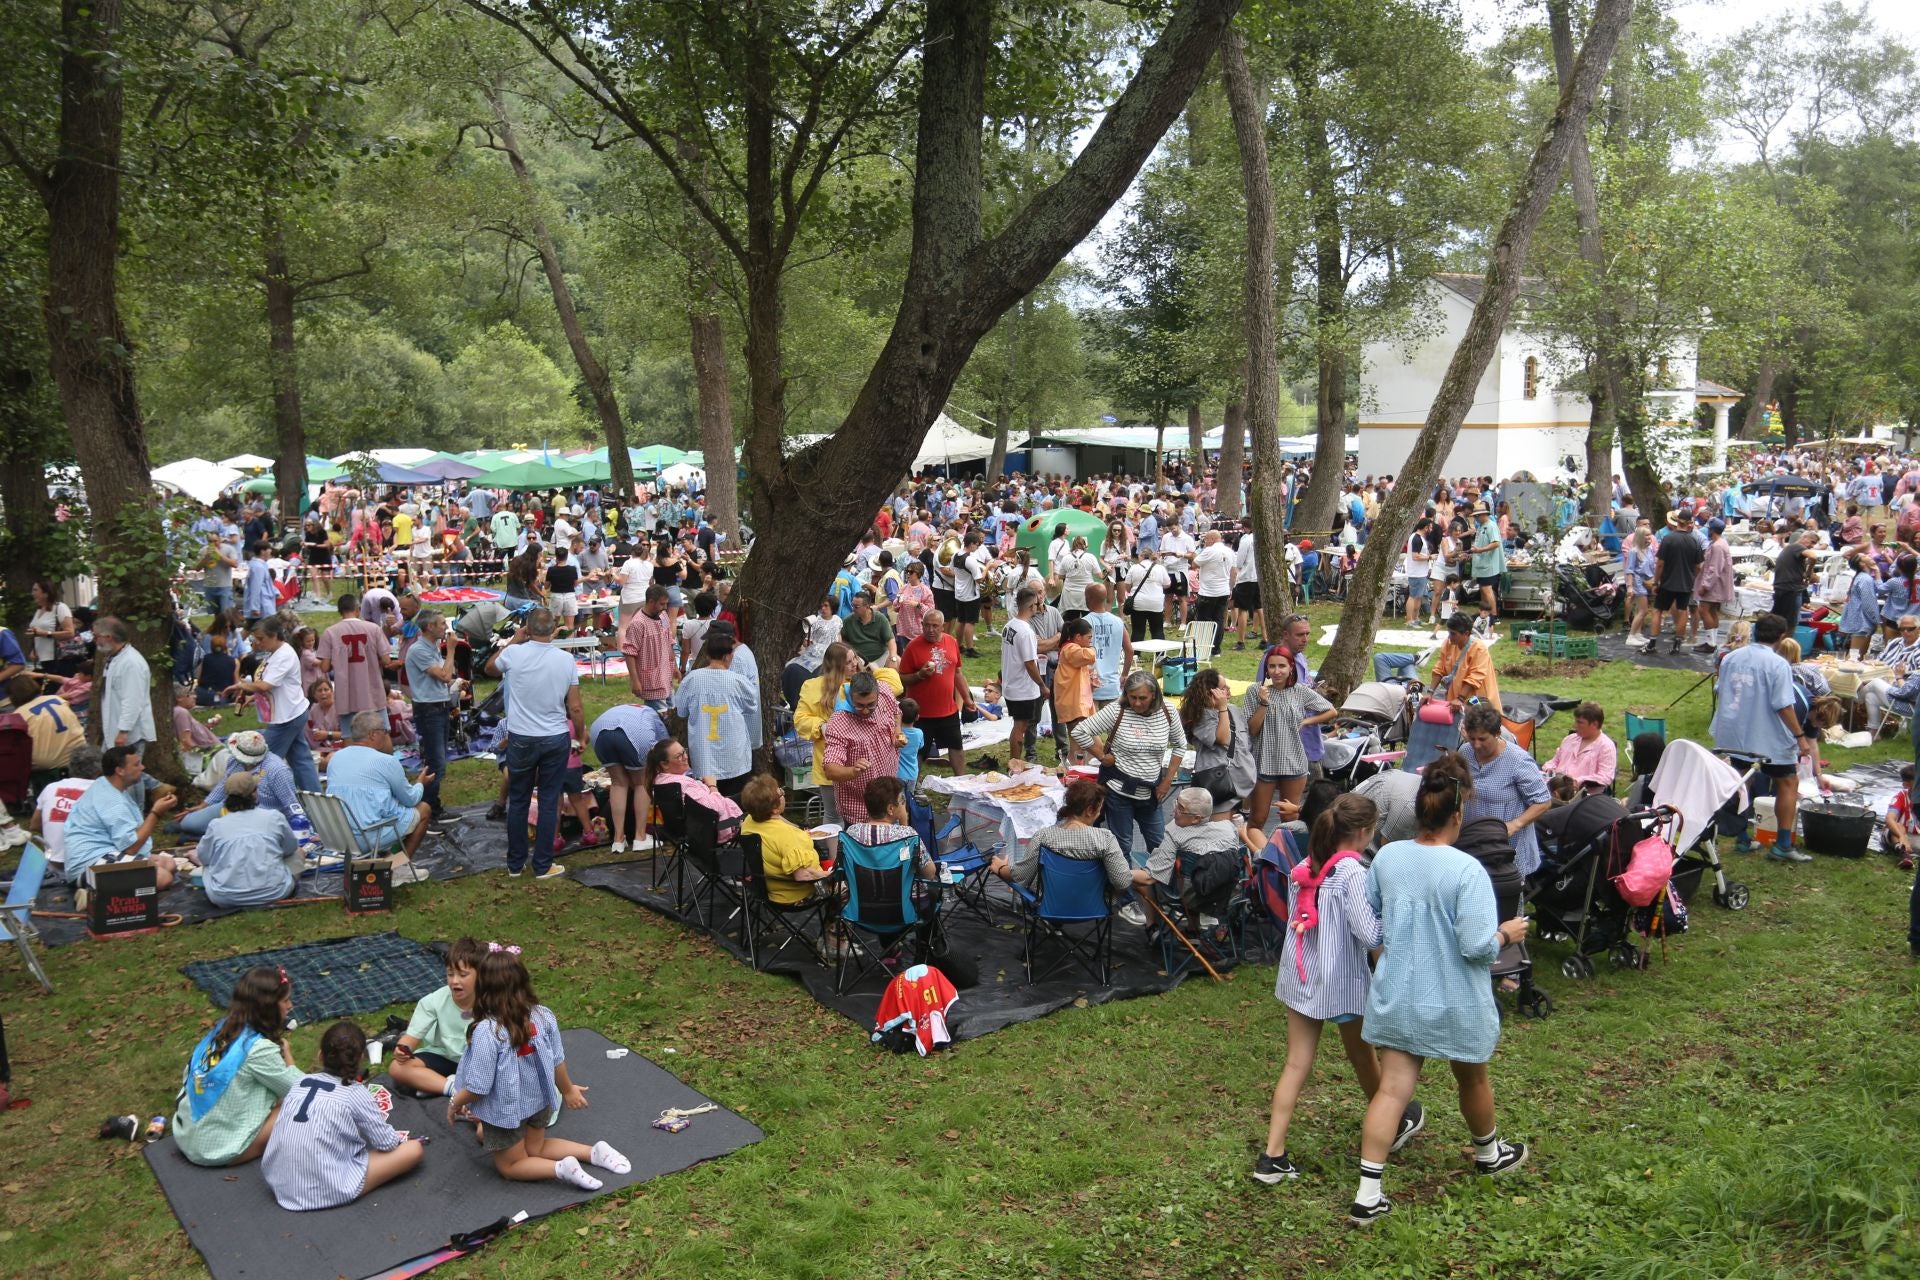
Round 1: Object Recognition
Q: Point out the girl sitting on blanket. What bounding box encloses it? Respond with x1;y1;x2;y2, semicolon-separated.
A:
262;1021;425;1211
448;945;630;1190
389;936;484;1099
172;965;304;1167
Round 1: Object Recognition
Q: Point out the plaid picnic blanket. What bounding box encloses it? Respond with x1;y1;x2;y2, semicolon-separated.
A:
181;931;447;1026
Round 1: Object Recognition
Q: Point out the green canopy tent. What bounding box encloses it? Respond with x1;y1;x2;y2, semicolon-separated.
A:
484;459;593;491
1013;507;1109;576
632;444;689;472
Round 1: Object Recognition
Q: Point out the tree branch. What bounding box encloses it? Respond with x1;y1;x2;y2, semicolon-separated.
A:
0;124;51;200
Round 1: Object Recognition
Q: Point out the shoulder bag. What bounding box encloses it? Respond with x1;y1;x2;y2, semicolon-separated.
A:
1098;707;1166;802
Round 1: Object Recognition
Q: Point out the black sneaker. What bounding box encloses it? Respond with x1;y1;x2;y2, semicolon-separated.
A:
1474;1139;1529;1175
1692;642;1716;654
432;810;466;826
1347;1196;1393;1225
486;802;506;822
1251;1152;1300;1184
1389;1100;1426;1153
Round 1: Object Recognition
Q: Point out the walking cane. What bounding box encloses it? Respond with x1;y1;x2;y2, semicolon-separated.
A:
1141;894;1227;982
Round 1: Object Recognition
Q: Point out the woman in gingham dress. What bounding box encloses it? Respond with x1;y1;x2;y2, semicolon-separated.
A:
1243;646;1337;831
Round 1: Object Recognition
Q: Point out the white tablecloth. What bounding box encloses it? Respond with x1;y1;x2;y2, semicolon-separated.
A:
922;770;1065;844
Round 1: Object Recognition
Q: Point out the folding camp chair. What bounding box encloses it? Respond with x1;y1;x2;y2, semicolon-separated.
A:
1499;714;1537;758
679;802;747;941
1;843;52;993
835;831;938;994
298;791;421;884
929;813;1003;928
1011;849;1115;985
1182;621;1219;669
649;783;692;907
736;833;836;969
1624;711;1666;744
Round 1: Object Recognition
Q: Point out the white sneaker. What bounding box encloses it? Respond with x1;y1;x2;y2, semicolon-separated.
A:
608;840;628;855
1118;903;1149;927
0;824;29;851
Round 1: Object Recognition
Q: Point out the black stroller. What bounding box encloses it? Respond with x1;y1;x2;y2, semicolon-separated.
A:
1554;563;1620;630
1457;817;1550;1018
1528;792;1653;979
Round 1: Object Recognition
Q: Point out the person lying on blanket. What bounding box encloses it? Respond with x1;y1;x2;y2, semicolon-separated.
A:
388;936;483;1099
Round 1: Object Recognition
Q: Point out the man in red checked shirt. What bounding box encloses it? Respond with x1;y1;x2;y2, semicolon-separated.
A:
620;584;676;712
823;673;902;822
898;610;975;777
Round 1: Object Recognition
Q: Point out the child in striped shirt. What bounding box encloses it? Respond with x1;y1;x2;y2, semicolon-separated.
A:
1252;794;1424;1184
449;945;630;1190
262;1021;424;1211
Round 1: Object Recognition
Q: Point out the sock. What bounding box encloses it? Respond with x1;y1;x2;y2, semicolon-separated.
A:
1472;1130;1500;1164
553;1155;602;1190
589;1139;631;1174
443;1078;456;1097
1354;1159;1384;1208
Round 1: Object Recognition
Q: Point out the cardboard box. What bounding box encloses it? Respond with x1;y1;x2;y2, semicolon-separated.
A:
346;858;394;915
87;859;161;938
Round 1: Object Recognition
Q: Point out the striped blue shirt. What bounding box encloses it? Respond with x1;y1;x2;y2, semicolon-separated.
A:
1274;857;1382;1020
456;1005;564;1128
262;1072;403;1211
1464;743;1552;877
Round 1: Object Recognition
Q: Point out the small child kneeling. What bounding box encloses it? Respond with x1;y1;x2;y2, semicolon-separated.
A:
262;1021;425;1211
449;945;629;1190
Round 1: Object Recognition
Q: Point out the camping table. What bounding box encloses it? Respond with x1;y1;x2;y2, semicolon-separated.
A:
922;771;1066;867
554;634;612;682
1132;638;1185;672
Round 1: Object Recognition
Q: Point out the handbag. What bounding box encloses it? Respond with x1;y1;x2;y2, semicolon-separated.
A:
1417;698;1456;725
1191;711;1240;805
1098;708;1163;802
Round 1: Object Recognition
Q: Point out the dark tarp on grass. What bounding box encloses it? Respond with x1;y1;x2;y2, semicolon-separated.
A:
144;1029;761;1280
180;931;448;1027
573;860;1239;1041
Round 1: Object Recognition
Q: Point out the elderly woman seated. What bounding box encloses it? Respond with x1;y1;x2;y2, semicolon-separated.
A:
187;771;303;908
1143;787;1247;933
1541;702;1618;794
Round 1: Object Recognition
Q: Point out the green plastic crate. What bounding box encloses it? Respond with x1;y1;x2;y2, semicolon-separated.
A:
1521;632;1597;659
1509;619;1569;641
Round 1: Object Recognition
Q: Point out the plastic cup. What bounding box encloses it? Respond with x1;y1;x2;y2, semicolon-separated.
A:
367;1042;383;1065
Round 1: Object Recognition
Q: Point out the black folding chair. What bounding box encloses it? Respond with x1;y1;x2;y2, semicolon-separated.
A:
680;802;747;941
651;783;692;908
736;833;836;969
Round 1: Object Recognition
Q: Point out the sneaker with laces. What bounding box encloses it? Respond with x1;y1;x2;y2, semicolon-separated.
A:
506;867;524;878
535;864;569;880
1389;1100;1426;1153
1474;1139;1529;1176
1347;1196;1393;1225
609;840;628;855
431;810;466;826
1767;846;1813;863
1118;903;1149;927
1692;642;1717;654
1251;1152;1300;1184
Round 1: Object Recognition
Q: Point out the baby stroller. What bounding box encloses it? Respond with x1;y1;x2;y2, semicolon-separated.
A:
1320;727;1385;789
1456;816;1549;1018
1339;681;1413;748
1528;792;1653;979
1554;563;1619;630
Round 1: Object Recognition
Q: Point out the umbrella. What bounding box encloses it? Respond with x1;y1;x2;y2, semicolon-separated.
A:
239;476;277;495
218;452;274;470
411;453;488;481
484;459;593;490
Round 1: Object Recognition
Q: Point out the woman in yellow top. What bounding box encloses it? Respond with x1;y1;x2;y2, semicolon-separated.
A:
738;775;833;905
792;642;902;824
1430;614;1500;711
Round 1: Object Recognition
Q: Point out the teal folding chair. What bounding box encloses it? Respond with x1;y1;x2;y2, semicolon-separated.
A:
2;843;53;993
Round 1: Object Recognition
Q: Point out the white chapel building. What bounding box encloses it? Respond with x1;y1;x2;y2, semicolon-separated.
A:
1356;273;1738;482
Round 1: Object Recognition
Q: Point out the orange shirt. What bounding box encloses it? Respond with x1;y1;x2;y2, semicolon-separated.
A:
1054;640;1096;722
1435;637;1500;710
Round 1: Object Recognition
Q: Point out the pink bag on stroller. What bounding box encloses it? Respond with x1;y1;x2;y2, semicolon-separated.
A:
1613;834;1674;907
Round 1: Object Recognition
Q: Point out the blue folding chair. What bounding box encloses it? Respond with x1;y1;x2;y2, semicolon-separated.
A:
2;843;53;993
835;831;937;994
1011;848;1115;986
930;813;1003;927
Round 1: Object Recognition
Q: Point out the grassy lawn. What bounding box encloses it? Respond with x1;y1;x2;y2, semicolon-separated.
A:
3;602;1917;1278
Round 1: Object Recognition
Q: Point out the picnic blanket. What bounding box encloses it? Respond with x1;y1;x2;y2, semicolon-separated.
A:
180;931;448;1026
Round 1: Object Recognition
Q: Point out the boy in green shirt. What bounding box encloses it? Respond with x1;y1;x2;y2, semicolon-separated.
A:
389;936;483;1098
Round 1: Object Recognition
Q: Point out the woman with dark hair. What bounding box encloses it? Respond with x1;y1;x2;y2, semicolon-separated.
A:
263;1021;425;1210
1071;670;1187;858
1460;702;1553;878
1180;668;1254;813
172;965;303;1166
1347;753;1531;1225
25;579;73;669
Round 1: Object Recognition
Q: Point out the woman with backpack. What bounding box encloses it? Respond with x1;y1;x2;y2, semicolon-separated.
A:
1253;794;1426;1185
1347;752;1531;1225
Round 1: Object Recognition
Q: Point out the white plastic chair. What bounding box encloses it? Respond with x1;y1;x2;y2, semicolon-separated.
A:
1183;620;1219;668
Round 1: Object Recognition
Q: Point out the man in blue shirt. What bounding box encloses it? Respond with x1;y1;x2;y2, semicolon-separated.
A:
1084;582;1131;707
242;541;277;621
327;710;434;875
405;610;460;824
63;744;178;888
1709;612;1814;862
486;607;583;879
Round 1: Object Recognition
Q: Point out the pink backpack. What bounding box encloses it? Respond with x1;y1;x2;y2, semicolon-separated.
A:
1612;834;1674;907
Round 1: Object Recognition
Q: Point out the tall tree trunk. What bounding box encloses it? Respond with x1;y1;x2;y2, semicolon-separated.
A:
485;86;637;500
263;210;308;532
0;441;54;617
42;0;183;780
1778;377;1801;448
1617;386;1667;529
1222;27;1281;623
1318;0;1635;696
1291;58;1347;536
688;309;740;539
726;0;1240;738
1219;396;1247;519
1154;419;1167;488
1741;359;1776;439
988;295;1027;480
1186;401;1204;462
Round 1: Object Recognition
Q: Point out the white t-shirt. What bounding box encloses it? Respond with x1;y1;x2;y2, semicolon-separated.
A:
1430;535;1455;581
36;776;98;865
1000;617;1042;700
261;643;309;727
1404;532;1432;579
1159;530;1196;570
1055;549;1101;611
954;549;987;603
1233;536;1259;584
1123;562;1170;611
617;557;653;604
1194;541;1234;596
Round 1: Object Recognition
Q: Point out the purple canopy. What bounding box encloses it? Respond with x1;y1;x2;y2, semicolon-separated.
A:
409;457;487;481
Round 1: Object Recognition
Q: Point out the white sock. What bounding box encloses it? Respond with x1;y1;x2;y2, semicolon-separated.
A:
553;1155;602;1190
1354;1159;1384;1207
443;1078;456;1097
1472;1130;1500;1164
589;1139;631;1174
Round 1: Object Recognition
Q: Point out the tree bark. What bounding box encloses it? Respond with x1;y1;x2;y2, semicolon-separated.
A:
1291;55;1347;536
41;0;183;780
1318;0;1635;697
0;441;54;617
729;0;1241;737
485;86;636;501
1218;397;1246;519
1186;401;1204;462
1741;359;1776;439
1154;419;1168;488
263;210;308;531
688;308;740;538
988;295;1028;480
1221;26;1280;631
1617;391;1668;529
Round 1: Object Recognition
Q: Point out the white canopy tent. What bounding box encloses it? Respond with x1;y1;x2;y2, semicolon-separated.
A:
658;462;705;488
154;458;245;506
778;414;1017;469
217;452;274;470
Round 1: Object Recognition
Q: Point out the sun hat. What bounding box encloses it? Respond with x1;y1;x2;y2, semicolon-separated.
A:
227;731;268;767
